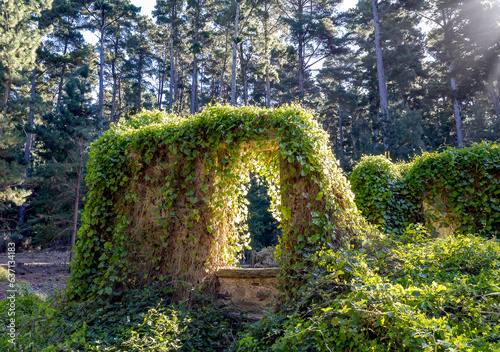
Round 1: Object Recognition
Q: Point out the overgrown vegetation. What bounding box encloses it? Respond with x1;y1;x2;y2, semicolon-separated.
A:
237;232;500;351
68;104;363;300
2;0;500;252
3;138;500;350
351;142;500;236
3;231;499;351
0;284;243;351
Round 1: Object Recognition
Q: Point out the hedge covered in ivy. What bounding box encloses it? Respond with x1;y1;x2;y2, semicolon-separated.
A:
67;104;365;300
350;142;500;236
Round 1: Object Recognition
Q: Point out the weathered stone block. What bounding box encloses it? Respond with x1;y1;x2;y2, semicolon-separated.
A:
216;268;280;319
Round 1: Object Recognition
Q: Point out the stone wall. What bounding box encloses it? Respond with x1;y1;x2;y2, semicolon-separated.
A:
216;268;280;319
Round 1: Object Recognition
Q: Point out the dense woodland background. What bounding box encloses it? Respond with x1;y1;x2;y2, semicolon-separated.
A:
1;0;499;250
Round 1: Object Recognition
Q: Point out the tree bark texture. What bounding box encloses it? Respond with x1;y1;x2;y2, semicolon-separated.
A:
218;27;229;101
111;36;119;122
443;10;463;148
231;0;240;105
169;3;176;111
56;37;69;108
489;79;500;119
70;136;83;265
239;43;248;105
372;0;389;149
18;67;37;225
339;105;344;163
98;25;105;137
191;8;199;114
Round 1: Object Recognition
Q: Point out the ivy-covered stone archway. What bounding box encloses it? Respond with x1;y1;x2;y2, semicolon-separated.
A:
68;105;363;300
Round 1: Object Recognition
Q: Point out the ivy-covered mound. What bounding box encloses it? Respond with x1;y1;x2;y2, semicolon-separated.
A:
68;104;364;300
350;142;500;236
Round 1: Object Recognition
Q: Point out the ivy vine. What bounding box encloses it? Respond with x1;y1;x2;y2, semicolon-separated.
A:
68;104;364;300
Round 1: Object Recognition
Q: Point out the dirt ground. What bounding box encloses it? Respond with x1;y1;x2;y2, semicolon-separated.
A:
0;250;70;300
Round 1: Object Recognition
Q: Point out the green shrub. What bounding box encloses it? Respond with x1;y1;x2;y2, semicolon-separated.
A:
350;154;417;232
236;234;500;351
0;285;242;351
350;142;500;236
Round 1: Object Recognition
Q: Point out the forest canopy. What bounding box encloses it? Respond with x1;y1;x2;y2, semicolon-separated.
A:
0;0;499;248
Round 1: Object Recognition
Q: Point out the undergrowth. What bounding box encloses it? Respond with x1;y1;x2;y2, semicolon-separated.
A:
0;284;243;351
2;231;499;351
237;231;500;351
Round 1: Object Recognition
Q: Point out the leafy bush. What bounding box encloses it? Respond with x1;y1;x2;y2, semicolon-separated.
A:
236;234;500;351
351;142;500;236
0;285;242;351
350;154;416;231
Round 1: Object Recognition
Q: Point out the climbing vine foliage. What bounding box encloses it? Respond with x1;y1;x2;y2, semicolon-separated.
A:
68;105;363;300
350;142;500;236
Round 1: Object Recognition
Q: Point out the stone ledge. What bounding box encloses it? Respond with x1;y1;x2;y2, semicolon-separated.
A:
216;268;281;278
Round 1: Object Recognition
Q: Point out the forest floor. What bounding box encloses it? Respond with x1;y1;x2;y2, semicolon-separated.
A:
0;250;70;300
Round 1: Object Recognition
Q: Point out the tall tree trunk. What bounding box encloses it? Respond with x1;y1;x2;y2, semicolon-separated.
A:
297;0;305;97
489;78;500;119
210;75;215;100
56;65;67;107
18;67;37;225
70;136;83;265
137;69;142;110
169;28;175;111
158;67;164;109
218;27;230;101
239;43;248;105
264;4;271;108
110;36;119;122
98;25;105;137
191;55;198;114
118;74;122;121
2;67;12;114
298;39;304;98
450;70;463;148
178;60;184;112
24;68;36;166
56;37;70;108
338;105;344;165
191;11;199;114
372;0;389;149
231;0;240;106
174;52;179;111
443;12;463;148
266;64;271;108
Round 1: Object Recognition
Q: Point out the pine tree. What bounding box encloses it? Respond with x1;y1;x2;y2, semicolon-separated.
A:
279;0;341;99
0;0;52;215
0;0;53;113
34;66;96;250
82;0;139;135
123;15;154;113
